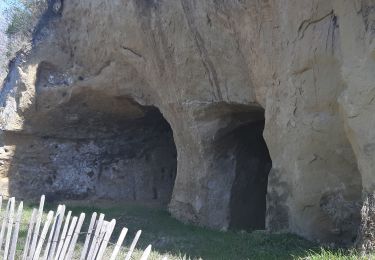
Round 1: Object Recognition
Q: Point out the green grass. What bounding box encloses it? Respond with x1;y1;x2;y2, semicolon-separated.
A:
300;248;373;260
9;201;374;259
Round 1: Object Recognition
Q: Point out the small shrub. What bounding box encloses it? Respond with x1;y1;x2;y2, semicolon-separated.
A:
5;0;47;36
0;0;47;81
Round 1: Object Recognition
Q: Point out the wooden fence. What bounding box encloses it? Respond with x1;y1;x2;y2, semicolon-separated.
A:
0;195;161;260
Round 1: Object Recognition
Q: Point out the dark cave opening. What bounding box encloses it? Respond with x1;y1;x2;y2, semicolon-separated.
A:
228;118;271;231
212;107;271;231
6;91;178;206
86;106;178;205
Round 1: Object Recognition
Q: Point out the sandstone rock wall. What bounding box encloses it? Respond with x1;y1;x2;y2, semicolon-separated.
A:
1;0;374;245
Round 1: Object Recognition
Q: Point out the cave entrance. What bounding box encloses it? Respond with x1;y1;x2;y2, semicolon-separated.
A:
212;106;271;231
88;106;178;205
7;90;178;206
228;117;271;231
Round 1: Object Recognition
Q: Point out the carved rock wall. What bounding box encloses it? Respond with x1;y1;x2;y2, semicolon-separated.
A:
1;0;374;244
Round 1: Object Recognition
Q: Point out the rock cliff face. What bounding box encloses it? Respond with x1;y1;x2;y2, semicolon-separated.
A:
1;0;375;246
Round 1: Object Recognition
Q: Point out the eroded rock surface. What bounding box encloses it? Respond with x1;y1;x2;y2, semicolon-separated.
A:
1;0;374;246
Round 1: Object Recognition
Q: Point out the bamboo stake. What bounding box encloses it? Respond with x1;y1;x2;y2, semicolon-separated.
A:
96;219;116;260
43;205;62;260
33;210;54;260
65;213;85;260
3;197;15;260
92;221;108;259
54;211;72;260
48;205;65;260
0;196;2;212
43;206;59;260
79;212;97;260
9;201;23;260
140;245;152;260
124;230;142;260
109;227;128;260
58;216;77;260
22;208;37;260
0;198;12;252
28;195;45;260
86;213;105;260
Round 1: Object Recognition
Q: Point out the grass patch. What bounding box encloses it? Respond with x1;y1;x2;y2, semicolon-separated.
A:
298;248;372;260
6;200;373;259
